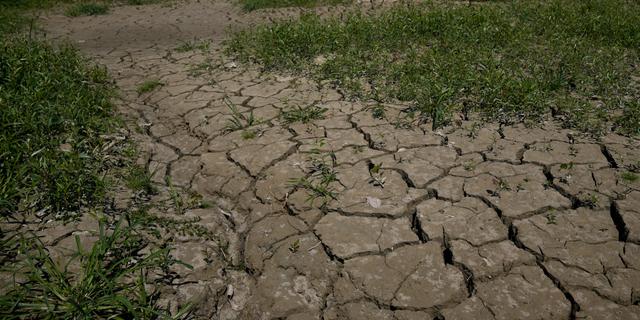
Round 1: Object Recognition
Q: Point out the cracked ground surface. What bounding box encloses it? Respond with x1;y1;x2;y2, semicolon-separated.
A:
36;0;640;319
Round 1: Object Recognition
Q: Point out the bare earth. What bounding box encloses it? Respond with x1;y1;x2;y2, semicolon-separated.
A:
39;1;640;319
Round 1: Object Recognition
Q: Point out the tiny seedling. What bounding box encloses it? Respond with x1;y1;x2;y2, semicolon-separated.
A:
546;211;557;224
289;239;301;253
559;162;575;170
463;162;476;171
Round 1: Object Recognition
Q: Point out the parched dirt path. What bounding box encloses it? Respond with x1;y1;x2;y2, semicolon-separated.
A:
40;1;640;319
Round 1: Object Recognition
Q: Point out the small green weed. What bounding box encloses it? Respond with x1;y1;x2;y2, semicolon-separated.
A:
370;105;386;120
175;39;211;53
224;99;259;132
281;105;327;124
66;2;109;17
289;141;338;207
241;129;257;140
136;79;163;94
621;171;639;183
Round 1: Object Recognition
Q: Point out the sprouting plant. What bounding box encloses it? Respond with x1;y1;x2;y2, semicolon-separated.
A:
559;162;575;170
579;193;599;208
136;79;163;95
289;176;337;207
353;145;364;154
289;141;338;207
281;105;327;124
621;171;639;183
224;98;259;132
241;129;257;140
467;122;482;138
546;211;557;224
289;239;301;253
165;177;184;213
462;161;476;171
368;162;386;188
496;178;511;191
370;104;386;119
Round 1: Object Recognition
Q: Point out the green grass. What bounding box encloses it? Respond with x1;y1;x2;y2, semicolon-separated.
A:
137;79;163;94
241;0;349;11
228;0;640;135
126;165;157;194
621;171;639;183
281;105;327;124
174;39;211;53
0;218;191;319
0;38;117;217
65;2;109;17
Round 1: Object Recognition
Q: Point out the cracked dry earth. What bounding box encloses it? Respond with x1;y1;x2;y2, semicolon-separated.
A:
38;1;640;319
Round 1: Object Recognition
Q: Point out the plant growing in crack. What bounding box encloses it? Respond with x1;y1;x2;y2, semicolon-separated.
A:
224;98;260;132
368;161;386;188
579;192;599;208
288;141;338;207
281;105;327;124
370;104;386;120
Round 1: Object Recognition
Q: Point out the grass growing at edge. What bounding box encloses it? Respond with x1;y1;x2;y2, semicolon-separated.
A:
65;2;109;17
227;0;640;135
241;0;349;11
0;38;117;217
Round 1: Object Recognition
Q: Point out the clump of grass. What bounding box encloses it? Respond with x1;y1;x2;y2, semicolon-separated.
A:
137;79;163;94
241;129;257;140
0;218;191;319
224;99;259;132
228;0;640;135
65;2;110;17
0;38;116;217
281;105;327;124
289;141;338;207
621;171;639;183
125;165;157;194
242;0;349;11
174;39;211;53
370;105;386;120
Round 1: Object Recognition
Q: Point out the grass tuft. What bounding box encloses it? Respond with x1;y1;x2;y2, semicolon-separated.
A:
137;79;163;94
65;2;110;17
228;0;640;135
281;105;327;124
